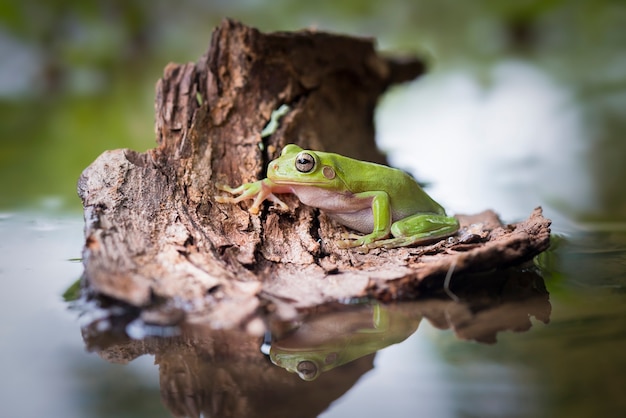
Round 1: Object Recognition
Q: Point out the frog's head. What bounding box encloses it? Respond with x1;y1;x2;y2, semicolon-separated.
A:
270;349;341;381
267;144;344;189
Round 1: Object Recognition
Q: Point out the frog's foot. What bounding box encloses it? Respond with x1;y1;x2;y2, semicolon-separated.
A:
214;182;288;215
215;183;258;211
363;224;459;250
264;193;290;212
215;183;239;194
361;235;430;250
339;232;365;240
336;231;389;250
353;214;460;250
215;183;254;202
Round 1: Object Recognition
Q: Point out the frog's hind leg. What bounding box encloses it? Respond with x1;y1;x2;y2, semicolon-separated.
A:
366;214;459;250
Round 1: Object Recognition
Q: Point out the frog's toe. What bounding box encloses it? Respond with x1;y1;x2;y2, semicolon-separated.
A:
340;232;363;240
266;194;289;211
214;195;231;203
215;183;234;193
336;239;352;248
337;238;361;249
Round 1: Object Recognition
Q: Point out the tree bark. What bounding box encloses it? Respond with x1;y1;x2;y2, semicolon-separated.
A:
77;19;551;330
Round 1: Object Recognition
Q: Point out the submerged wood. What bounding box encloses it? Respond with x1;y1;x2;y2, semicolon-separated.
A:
77;19;551;330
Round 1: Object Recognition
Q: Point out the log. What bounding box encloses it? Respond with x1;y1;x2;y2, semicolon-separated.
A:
77;19;551;331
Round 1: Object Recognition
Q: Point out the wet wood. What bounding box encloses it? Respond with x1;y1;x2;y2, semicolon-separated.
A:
77;19;551;330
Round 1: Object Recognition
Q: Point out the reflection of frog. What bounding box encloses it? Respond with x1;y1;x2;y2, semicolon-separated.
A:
268;304;421;381
216;144;459;250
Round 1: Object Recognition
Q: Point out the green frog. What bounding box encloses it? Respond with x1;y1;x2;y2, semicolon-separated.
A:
215;144;459;249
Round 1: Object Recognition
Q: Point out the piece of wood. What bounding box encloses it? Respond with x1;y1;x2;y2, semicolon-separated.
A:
77;19;551;331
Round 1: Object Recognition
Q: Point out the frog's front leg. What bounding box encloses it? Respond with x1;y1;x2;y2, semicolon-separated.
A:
366;214;459;250
337;191;392;248
215;178;289;215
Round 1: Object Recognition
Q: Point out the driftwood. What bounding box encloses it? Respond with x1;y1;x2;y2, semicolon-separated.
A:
77;19;551;331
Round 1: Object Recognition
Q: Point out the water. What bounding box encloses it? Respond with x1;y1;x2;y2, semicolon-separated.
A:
1;1;625;417
3;216;624;417
0;214;168;417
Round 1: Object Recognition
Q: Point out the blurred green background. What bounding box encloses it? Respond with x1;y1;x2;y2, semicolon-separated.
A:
1;0;624;219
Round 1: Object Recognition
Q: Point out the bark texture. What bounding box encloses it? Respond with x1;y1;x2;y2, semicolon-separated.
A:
78;19;551;330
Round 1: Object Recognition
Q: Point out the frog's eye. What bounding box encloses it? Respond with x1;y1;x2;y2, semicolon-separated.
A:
295;152;315;173
296;360;319;381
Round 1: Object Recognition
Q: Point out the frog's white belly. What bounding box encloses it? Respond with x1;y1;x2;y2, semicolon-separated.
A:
325;210;376;234
289;185;376;233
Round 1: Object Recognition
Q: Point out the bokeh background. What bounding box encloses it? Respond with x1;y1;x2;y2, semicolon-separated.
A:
2;0;624;220
1;1;625;417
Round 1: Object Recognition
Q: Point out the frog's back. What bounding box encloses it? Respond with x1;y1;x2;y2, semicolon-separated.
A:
337;156;447;218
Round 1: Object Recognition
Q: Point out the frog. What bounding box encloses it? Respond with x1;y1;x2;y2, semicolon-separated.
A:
215;144;459;250
268;303;421;381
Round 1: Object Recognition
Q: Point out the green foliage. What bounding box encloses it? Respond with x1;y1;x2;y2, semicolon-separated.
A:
62;277;82;302
0;0;624;219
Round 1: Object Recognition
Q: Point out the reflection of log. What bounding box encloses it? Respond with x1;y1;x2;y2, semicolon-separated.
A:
92;326;373;418
85;268;549;416
158;331;373;418
77;19;551;330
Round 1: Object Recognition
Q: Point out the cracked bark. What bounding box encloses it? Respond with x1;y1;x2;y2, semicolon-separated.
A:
77;19;551;331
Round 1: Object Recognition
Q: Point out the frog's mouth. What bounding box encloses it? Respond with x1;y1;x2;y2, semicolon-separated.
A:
267;170;327;186
270;177;329;186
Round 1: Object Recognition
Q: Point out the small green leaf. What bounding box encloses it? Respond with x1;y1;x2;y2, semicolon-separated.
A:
62;278;83;302
261;104;291;138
